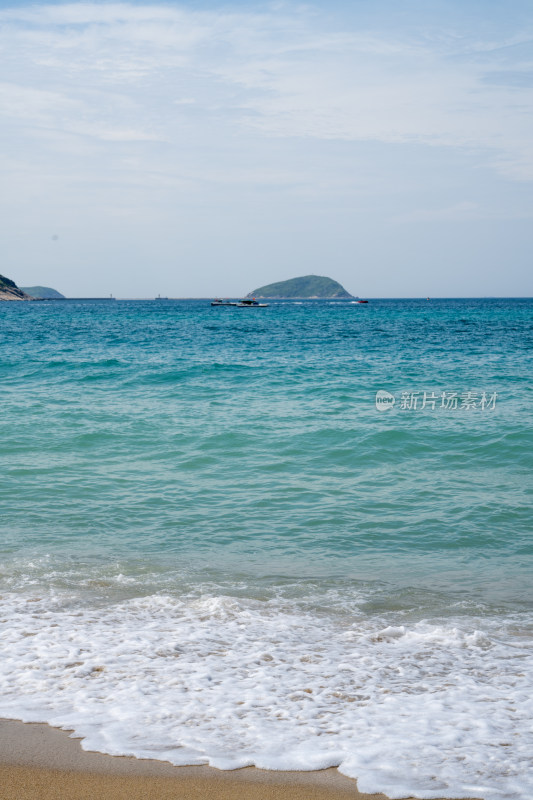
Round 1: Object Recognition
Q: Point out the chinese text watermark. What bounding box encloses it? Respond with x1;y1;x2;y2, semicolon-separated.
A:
376;390;498;412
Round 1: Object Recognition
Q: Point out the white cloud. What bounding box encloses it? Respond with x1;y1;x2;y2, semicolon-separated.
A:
1;3;532;180
393;201;533;223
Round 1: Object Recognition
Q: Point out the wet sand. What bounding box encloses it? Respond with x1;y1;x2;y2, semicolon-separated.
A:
0;718;481;800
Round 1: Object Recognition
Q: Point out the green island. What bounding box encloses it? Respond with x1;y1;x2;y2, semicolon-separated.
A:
246;274;353;299
21;285;65;299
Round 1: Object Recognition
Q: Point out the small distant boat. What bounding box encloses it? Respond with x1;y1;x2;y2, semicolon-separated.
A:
356;300;369;304
236;298;269;308
211;298;269;307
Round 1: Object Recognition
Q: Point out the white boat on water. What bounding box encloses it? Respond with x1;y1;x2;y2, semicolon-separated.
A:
236;299;269;307
211;298;269;307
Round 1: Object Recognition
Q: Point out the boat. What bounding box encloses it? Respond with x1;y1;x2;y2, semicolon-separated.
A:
211;298;269;307
236;298;269;308
356;300;369;304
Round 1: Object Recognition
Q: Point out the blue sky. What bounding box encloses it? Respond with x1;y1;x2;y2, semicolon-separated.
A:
1;0;532;296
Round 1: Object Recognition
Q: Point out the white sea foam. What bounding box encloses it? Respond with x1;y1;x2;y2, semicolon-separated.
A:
1;590;532;800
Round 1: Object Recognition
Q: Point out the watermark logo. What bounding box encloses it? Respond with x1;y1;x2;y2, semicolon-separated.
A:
375;390;498;412
375;390;396;412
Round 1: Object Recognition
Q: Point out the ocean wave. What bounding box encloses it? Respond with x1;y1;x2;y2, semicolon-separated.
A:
0;590;532;800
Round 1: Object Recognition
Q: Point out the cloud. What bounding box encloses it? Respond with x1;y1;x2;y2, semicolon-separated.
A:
0;81;162;143
1;0;533;216
0;2;532;184
393;201;533;224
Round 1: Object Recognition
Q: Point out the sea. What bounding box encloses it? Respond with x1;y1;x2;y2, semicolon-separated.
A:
0;297;531;800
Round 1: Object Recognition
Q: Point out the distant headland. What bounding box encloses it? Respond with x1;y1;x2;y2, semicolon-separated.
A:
21;285;65;299
0;274;34;301
246;275;353;299
0;275;67;301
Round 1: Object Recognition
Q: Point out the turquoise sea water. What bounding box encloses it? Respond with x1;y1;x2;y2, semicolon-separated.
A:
1;298;532;799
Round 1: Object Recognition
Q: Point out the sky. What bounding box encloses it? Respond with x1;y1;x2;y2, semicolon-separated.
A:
1;0;532;297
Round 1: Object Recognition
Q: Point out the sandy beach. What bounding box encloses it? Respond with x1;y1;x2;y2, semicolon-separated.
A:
0;718;380;800
0;718;483;800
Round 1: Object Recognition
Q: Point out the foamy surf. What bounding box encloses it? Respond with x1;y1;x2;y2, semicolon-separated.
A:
1;589;531;800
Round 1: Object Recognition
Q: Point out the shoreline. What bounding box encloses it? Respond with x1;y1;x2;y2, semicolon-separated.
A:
0;718;483;800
